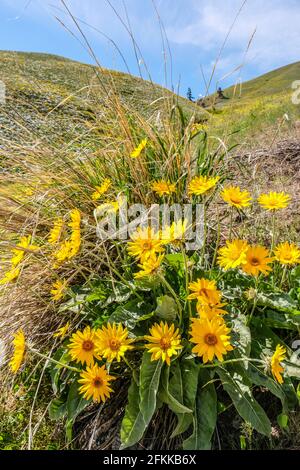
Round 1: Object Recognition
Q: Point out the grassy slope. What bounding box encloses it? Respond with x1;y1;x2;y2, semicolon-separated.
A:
207;61;300;147
0;50;198;146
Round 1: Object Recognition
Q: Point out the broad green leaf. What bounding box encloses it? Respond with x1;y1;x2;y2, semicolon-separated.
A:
277;413;289;429
155;295;178;321
217;367;271;437
231;315;251;358
256;292;300;315
66;381;90;422
109;299;153;330
160;365;192;414
246;363;288;413
263;309;300;330
120;378;146;449
183;370;217;450
171;358;199;439
139;352;163;424
49;398;67;421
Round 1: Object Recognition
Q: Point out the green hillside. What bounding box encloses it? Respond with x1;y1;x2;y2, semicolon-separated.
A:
224;61;300;100
0;50;198;146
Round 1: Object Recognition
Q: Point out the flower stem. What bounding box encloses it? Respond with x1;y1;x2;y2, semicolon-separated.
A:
271;213;276;250
30;348;80;373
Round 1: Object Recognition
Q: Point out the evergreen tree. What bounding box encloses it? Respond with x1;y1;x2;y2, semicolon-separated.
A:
187;87;194;101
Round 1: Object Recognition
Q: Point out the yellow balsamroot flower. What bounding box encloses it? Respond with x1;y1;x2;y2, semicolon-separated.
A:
271;345;287;384
130;139;147;159
53;322;70;339
221;186;252;209
96;200;120;215
188;278;222;306
78;364;115;403
11;235;39;266
51;279;68;301
95;323;134;362
9;330;26;373
190;317;233;363
68;326;100;366
134;254;164;279
161;219;188;246
53;209;81;267
218;239;249;271
48;218;64;245
258;192;291;211
242;245;273;277
145;322;182;366
188;175;220;197
152;180;176;197
0;267;21;285
196;303;227;321
92;179;111;201
274;242;300;265
127;226;164;262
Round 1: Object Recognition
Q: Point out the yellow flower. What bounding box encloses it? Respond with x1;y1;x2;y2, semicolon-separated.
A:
127;226;164;262
218;239;249;271
221;186;252;209
188;278;222;306
152;180;176;197
274;242;300;265
145;322;182;366
190;317;233;363
271;345;286;384
9;330;26;373
92;179;111;201
0;266;20;285
130;139;147;158
196;303;227;321
48;218;64;245
51;279;68;301
68;326;100;366
258;192;291;211
242;245;273;277
78;364;115;403
53;322;70;339
134;254;164;279
11;236;39;266
188;175;220;197
95;323;133;362
53;209;81;267
161;220;188;246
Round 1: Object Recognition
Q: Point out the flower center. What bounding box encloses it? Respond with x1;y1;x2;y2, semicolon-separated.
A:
142;241;152;250
199;288;210;299
109;338;121;351
204;333;218;346
250;257;260;266
160;336;171;351
82;340;94;352
230;197;241;204
93;377;103;388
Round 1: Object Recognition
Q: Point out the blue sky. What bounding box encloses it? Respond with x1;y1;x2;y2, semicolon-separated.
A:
1;0;300;97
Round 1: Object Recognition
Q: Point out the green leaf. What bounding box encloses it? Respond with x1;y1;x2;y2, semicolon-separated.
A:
263;309;300;330
231;315;251;358
49;398;67;421
257;292;300;315
217;367;271;437
155;295;178;322
160;365;193;414
277;413;289;429
171;358;199;439
120;378;146;449
66;381;89;422
139;352;163;424
109;299;153;330
246;363;288;413
183;370;217;450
